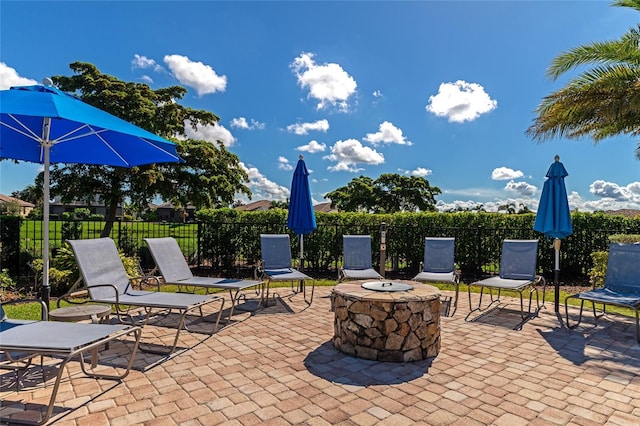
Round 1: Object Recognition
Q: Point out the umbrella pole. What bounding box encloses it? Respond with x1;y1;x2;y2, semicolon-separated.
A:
554;238;560;313
299;234;304;293
42;118;52;310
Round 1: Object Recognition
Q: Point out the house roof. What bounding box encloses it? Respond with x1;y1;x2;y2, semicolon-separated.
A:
605;209;640;218
314;202;338;213
0;194;35;208
234;200;338;213
235;200;273;211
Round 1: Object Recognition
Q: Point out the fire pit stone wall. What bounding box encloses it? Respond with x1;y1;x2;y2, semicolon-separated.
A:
332;281;441;362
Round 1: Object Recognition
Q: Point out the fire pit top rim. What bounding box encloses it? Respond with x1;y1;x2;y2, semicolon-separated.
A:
333;281;441;302
361;281;414;292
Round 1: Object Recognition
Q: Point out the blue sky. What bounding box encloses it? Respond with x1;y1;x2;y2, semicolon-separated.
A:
1;1;639;212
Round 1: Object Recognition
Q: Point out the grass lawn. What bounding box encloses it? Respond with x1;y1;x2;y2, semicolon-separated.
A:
2;279;634;323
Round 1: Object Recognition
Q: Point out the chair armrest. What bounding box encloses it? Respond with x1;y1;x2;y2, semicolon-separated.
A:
130;275;161;291
1;298;48;320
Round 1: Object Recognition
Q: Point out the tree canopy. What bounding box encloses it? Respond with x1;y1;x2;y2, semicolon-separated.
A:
325;173;441;213
526;0;640;160
45;62;250;236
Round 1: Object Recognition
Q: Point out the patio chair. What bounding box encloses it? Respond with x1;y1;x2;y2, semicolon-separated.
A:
413;237;461;316
144;237;263;320
466;239;546;322
0;299;141;425
258;234;315;306
68;238;225;354
339;235;383;282
565;242;640;342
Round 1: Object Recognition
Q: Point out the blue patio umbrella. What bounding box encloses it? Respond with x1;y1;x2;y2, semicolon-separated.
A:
0;82;183;307
287;155;317;270
533;155;573;313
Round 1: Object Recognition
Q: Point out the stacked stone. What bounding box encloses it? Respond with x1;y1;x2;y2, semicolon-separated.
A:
333;294;441;362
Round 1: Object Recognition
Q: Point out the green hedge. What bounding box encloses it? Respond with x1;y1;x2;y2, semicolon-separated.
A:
195;210;640;280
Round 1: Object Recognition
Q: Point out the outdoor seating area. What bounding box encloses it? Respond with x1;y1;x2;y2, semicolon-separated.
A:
2;286;639;425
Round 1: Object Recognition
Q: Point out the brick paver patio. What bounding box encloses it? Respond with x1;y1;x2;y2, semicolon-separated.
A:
2;286;640;425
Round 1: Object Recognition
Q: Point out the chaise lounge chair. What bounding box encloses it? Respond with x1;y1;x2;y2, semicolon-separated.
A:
339;235;383;282
68;238;225;354
466;239;546;323
565;242;640;342
144;237;263;320
258;234;315;306
413;237;460;316
0;299;141;425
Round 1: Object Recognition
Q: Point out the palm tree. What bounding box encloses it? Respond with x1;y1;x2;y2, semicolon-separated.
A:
526;0;640;160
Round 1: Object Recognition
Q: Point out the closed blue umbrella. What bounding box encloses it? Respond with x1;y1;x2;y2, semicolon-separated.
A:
533;155;573;313
0;83;183;307
287;155;317;269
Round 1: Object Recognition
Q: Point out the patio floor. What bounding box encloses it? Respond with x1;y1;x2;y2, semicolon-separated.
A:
2;286;640;425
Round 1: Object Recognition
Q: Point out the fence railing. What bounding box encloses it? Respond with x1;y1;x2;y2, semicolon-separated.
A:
2;218;636;287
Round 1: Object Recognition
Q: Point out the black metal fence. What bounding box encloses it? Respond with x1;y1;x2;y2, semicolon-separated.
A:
2;217;637;288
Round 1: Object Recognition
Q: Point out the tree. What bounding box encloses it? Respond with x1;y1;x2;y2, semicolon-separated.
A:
325;176;375;212
11;184;42;206
325;174;441;213
45;62;250;237
526;0;640;160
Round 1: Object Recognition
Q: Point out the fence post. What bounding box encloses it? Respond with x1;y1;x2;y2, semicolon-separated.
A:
197;222;202;268
379;222;386;278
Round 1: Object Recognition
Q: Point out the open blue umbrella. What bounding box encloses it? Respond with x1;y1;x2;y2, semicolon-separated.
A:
287;155;317;271
0;82;183;306
533;155;573;313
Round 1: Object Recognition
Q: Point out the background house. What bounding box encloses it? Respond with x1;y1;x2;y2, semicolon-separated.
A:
49;195;123;218
0;194;34;216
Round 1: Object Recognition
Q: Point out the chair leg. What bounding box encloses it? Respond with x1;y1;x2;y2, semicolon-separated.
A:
450;282;459;316
303;279;315;305
635;308;640;344
565;296;586;329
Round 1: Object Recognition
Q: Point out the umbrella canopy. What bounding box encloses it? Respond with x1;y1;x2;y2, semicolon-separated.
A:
0;83;183;306
287;155;317;263
533;155;573;313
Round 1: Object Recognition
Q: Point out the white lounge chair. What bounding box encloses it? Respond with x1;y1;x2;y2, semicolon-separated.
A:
144;237;263;320
0;299;141;425
68;238;225;354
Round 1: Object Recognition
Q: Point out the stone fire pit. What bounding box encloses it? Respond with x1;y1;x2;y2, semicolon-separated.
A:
332;281;441;362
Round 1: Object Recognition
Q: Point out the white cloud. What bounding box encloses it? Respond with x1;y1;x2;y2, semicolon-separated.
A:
240;162;289;200
505;180;537;196
140;75;154;84
131;54;165;73
296;140;327;153
278;156;293;171
164;54;227;96
363;121;412;146
290;52;357;111
403;167;432;177
373;90;383;98
287;119;330;135
590;180;640;202
491;167;524;180
569;190;640;212
426;80;497;123
323;139;385;172
436;197;538;213
182;120;236;147
230;117;265;130
0;63;37;90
